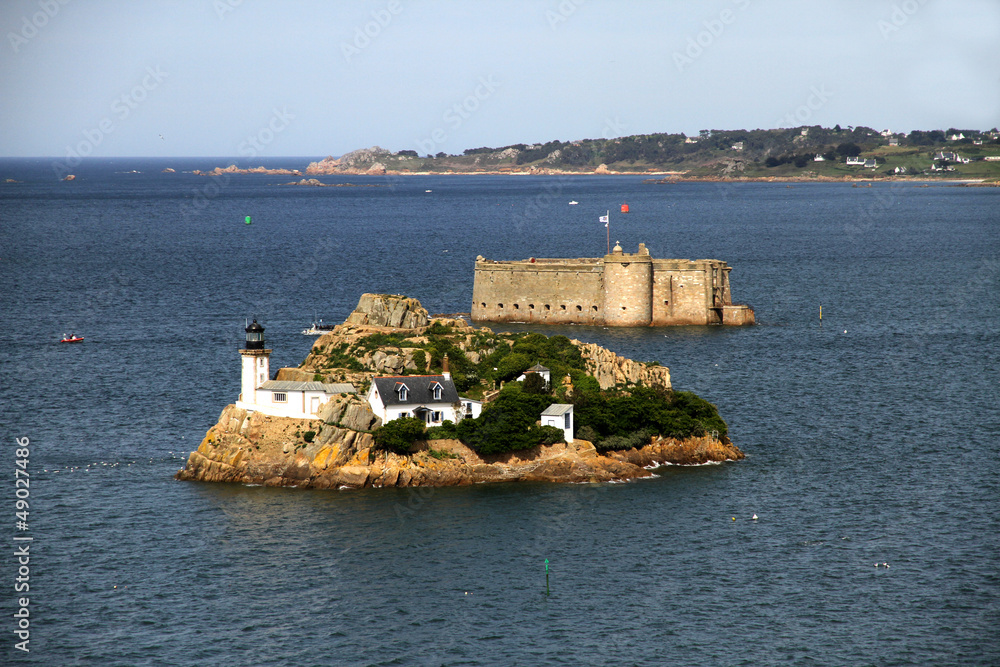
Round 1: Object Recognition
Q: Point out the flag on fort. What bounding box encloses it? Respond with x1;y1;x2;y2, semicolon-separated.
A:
599;213;609;228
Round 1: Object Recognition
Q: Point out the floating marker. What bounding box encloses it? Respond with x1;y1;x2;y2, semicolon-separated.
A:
245;215;252;225
545;559;550;596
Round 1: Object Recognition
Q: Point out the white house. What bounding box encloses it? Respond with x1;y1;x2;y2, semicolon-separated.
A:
846;156;865;166
731;141;744;151
948;132;965;141
516;363;551;389
888;136;900;146
540;404;574;444
367;374;464;426
234;319;356;419
813;154;825;162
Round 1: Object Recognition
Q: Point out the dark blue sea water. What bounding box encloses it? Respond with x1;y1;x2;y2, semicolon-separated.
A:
1;157;998;666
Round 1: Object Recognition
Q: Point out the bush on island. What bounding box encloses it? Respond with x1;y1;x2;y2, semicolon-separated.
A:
373;417;427;454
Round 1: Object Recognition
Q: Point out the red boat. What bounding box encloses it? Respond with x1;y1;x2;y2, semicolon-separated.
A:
60;335;84;343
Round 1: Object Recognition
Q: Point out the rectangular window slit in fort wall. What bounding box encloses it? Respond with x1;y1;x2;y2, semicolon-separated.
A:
481;302;486;308
514;304;520;310
529;304;535;309
592;306;598;311
498;303;504;309
576;305;582;311
545;305;550;310
561;305;566;310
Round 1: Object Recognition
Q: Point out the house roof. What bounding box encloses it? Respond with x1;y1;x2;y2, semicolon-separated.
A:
541;403;574;416
372;375;459;406
526;364;550;373
259;381;356;393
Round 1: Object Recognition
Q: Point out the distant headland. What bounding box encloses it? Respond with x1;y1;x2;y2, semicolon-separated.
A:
187;125;1000;183
176;294;743;489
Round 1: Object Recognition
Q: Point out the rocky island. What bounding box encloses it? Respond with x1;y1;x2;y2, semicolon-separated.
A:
176;295;743;489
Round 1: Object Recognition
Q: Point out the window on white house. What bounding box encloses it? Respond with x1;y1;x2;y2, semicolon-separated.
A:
398;386;408;401
273;393;287;403
564;413;571;429
432;385;442;400
398;411;409;419
432;411;442;422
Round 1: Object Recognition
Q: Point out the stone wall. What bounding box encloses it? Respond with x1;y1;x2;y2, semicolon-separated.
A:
471;246;754;327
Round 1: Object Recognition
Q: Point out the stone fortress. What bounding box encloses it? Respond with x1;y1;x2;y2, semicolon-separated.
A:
471;243;755;327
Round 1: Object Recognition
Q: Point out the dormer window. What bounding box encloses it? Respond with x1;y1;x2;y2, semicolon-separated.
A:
430;382;443;401
395;383;409;402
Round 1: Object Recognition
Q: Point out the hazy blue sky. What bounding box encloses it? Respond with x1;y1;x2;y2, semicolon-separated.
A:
2;0;998;158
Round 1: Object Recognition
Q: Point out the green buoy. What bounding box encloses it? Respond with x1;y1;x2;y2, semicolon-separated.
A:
245;215;252;225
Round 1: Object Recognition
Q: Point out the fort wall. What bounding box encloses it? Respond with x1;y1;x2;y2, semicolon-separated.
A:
471;243;754;327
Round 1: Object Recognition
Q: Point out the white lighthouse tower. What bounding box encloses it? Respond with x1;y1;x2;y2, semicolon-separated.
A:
238;319;271;406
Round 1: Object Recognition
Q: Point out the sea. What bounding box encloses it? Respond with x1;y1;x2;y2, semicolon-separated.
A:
1;157;997;666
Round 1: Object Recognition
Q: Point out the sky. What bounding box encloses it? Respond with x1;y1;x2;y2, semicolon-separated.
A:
1;0;999;158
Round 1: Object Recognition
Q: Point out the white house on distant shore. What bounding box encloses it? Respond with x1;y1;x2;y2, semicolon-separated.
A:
234;319;355;419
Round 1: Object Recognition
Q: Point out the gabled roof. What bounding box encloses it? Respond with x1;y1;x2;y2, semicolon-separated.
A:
372;375;459;407
541;403;574;416
525;364;550;373
259;381;356;393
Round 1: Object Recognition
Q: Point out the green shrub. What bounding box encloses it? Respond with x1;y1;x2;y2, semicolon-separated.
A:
373;417;427;454
523;372;547;395
455;389;558;455
302;430;316;443
428;449;459;460
426;420;458;440
411;350;427;371
313;373;324;381
594;428;651;452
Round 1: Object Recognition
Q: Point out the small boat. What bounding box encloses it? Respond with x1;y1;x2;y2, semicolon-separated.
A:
302;320;336;335
568;200;578;205
60;334;84;343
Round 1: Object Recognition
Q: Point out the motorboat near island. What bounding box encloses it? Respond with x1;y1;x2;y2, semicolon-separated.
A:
302;320;336;335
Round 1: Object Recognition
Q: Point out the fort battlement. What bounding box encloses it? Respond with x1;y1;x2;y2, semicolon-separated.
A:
471;243;754;327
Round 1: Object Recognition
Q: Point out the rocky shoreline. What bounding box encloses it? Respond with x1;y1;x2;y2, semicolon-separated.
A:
176;400;744;489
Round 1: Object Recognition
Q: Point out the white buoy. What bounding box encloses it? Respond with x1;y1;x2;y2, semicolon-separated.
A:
751;514;758;520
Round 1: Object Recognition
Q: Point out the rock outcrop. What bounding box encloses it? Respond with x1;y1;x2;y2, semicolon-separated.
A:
176;400;743;489
575;341;672;390
344;293;430;329
193;164;301;176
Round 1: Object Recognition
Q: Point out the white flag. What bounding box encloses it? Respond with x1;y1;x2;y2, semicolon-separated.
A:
599;214;609;227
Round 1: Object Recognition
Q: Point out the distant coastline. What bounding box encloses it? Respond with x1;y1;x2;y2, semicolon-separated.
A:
184;124;1000;183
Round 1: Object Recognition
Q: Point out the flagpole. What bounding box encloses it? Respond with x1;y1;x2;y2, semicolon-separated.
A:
606;210;610;254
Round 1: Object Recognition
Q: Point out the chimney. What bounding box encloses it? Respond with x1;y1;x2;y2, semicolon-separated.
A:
442;353;451;380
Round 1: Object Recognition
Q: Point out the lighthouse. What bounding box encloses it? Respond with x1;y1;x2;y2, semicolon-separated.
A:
239;319;271;406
